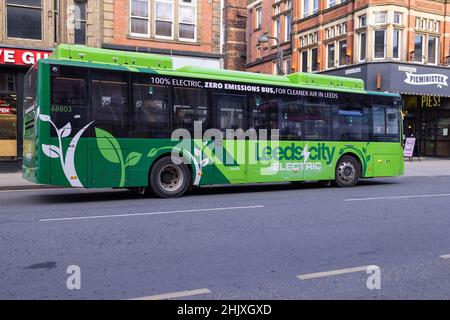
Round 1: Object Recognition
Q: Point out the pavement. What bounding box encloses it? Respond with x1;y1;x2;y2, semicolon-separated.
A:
0;157;449;191
1;175;450;299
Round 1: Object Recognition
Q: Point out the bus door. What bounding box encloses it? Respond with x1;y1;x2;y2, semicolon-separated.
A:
211;93;247;184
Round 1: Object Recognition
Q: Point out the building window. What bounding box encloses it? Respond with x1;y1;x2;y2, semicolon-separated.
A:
428;36;438;65
274;17;280;39
374;29;386;59
285;13;292;42
130;0;196;41
393;29;401;60
130;0;150;36
301;50;308;72
393;12;402;25
179;0;196;40
415;17;420;29
312;0;319;13
359;32;366;62
303;0;309;18
327;43;335;68
6;0;42;40
328;0;336;8
74;0;87;45
359;15;366;28
286;0;292;10
414;34;424;63
155;0;173;38
422;19;427;30
284;58;292;74
374;12;387;25
311;47;318;72
255;6;262;29
338;40;347;66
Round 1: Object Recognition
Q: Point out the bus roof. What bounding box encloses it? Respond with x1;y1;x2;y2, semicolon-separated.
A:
47;44;399;98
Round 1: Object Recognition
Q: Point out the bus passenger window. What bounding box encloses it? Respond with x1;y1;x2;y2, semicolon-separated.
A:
334;107;369;141
303;96;332;141
173;88;208;133
386;108;399;135
131;83;170;138
91;71;128;138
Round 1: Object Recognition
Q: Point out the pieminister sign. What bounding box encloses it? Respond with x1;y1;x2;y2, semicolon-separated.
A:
404;72;448;88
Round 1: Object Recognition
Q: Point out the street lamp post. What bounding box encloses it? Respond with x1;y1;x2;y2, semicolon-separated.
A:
258;35;284;76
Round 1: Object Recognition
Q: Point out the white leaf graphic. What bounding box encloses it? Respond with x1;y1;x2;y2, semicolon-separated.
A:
39;114;51;122
42;144;61;159
59;123;72;138
194;148;201;157
201;158;209;167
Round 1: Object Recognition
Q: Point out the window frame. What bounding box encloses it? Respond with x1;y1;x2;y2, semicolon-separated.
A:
6;0;43;40
373;29;386;60
359;32;366;62
130;0;151;37
178;0;197;42
414;33;425;63
154;0;175;40
427;35;438;65
393;29;401;60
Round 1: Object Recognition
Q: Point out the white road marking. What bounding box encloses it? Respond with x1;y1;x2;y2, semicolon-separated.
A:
439;254;450;259
128;288;211;300
297;265;373;280
344;193;450;202
39;205;265;222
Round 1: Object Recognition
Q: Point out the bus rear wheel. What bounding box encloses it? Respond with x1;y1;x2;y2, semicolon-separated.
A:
335;155;360;187
149;157;191;198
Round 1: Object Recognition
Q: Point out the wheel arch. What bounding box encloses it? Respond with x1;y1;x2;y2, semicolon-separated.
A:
335;152;363;177
148;152;194;186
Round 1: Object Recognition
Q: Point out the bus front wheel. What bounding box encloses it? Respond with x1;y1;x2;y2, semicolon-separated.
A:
335;155;360;187
149;157;191;198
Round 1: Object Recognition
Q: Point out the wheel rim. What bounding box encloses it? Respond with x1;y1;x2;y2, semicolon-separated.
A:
159;164;184;192
337;161;355;183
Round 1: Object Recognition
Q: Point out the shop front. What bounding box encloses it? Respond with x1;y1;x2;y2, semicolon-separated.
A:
322;62;450;157
0;47;51;172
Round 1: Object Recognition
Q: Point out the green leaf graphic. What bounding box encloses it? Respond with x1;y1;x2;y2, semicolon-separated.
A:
95;127;122;164
147;148;158;158
125;152;142;167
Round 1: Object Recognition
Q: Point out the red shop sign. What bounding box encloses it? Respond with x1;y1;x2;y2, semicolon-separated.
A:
0;107;13;114
0;48;51;66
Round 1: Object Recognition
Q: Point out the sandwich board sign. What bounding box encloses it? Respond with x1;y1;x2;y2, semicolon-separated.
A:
404;137;416;158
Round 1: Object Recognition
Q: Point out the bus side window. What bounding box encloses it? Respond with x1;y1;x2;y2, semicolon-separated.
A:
333;94;370;141
173;88;208;134
50;66;88;137
303;96;332;141
131;79;170;139
371;95;401;142
91;71;128;138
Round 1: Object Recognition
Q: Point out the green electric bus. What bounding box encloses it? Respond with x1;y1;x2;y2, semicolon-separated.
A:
22;45;404;198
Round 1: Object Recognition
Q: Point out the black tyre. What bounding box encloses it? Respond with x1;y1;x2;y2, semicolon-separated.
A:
335;155;360;187
149;157;191;198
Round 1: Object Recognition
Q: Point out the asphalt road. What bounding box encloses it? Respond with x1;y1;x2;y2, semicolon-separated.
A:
1;176;450;300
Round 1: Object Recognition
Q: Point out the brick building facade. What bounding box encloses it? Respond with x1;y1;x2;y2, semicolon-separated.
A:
246;0;450;157
102;0;225;69
0;0;104;171
246;0;293;74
